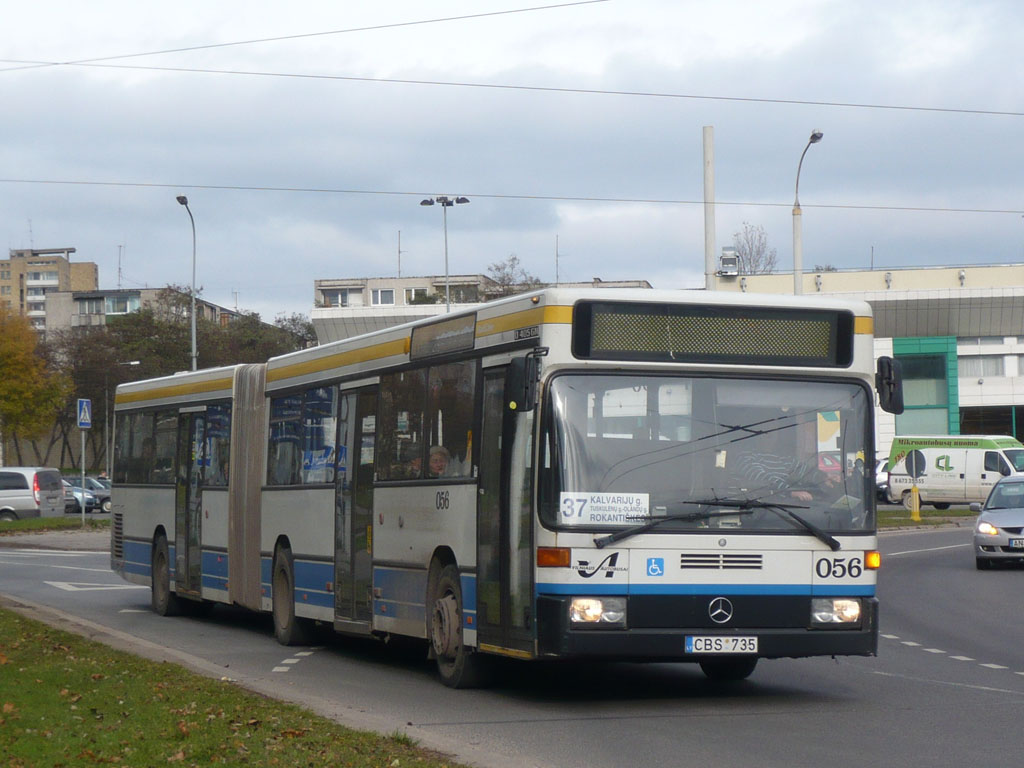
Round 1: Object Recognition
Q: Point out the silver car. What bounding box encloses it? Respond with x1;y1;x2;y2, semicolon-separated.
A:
972;475;1024;569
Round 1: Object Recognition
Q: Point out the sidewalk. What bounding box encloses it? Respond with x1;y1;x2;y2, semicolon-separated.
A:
0;528;110;551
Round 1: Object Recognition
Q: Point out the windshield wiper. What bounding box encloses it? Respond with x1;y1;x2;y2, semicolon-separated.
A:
594;505;755;549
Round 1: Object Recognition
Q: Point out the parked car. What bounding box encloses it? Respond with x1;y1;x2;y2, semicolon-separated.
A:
63;475;111;513
0;467;64;521
971;475;1024;569
876;458;890;502
62;480;99;514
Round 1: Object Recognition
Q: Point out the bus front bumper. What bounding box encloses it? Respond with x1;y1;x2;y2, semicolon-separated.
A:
535;595;879;660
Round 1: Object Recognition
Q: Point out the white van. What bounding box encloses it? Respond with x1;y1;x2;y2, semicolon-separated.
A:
887;435;1024;509
0;467;65;521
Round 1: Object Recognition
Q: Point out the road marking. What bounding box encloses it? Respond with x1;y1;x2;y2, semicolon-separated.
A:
883;637;1022;679
272;666;291;673
886;543;970;557
51;565;115;573
119;609;148;613
44;581;147;592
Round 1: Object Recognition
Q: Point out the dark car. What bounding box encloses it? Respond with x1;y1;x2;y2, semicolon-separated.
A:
972;475;1024;569
62;475;111;512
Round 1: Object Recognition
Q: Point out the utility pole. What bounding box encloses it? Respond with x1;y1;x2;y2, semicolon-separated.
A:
398;230;406;277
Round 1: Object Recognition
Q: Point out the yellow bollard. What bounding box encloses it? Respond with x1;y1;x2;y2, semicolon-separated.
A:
910;484;921;522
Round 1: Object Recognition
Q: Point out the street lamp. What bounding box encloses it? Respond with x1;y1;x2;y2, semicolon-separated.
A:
176;195;198;370
792;129;823;295
420;195;470;312
105;360;140;477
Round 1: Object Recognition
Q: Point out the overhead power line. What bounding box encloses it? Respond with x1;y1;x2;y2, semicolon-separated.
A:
3;58;1020;119
1;177;1021;216
0;1;609;73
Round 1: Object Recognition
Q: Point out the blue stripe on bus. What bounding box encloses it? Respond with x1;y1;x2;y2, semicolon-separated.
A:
536;582;876;597
461;573;476;629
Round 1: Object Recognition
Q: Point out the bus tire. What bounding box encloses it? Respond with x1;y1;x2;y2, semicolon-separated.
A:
151;534;181;616
272;546;310;646
430;564;488;688
699;658;758;681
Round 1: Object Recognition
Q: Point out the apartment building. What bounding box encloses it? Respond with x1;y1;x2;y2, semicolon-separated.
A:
45;287;242;336
312;274;652;343
0;248;99;333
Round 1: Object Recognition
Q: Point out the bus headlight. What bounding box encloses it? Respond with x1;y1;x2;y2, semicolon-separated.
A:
811;598;861;626
570;597;627;628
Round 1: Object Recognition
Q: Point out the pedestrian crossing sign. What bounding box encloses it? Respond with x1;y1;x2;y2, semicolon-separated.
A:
77;398;92;429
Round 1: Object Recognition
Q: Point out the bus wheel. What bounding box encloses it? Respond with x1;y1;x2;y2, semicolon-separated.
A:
151;535;181;616
430;565;487;688
699;658;758;681
272;546;310;646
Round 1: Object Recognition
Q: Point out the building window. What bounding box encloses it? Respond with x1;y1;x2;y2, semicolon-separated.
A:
105;295;139;314
449;285;479;304
26;302;45;313
0;270;10;280
323;288;363;307
0;286;9;296
372;289;395;306
959;356;1005;378
26;271;58;281
404;287;429;304
78;298;104;314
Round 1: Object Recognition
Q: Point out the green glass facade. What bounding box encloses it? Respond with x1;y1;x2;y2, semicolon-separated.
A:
892;336;959;435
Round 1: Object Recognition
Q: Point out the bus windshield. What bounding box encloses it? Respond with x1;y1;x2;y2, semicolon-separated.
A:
541;373;873;534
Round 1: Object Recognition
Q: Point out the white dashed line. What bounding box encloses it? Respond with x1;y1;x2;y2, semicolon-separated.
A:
884;637;1020;677
272;647;322;673
272;666;290;673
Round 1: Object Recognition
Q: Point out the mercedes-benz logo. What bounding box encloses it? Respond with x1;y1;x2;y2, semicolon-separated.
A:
708;597;733;624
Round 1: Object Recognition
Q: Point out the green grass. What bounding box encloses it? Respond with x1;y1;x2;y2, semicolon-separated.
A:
0;607;463;768
0;516;110;535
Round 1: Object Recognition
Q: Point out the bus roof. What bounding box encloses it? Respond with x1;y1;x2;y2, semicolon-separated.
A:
265;288;875;391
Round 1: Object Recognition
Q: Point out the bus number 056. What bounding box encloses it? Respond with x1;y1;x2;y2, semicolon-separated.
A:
816;557;862;579
435;491;450;510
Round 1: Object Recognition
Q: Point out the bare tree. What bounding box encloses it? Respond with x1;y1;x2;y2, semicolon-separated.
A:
487;254;542;298
732;222;777;275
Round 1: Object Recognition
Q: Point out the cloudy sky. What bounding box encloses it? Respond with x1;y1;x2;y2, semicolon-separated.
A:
3;0;1023;320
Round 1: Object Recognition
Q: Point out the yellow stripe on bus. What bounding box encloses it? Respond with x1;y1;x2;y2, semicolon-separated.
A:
475;304;573;337
854;316;873;334
266;337;409;384
115;377;234;405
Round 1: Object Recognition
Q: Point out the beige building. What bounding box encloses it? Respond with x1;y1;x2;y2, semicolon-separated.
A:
0;248;99;334
312;274;651;343
45;287;242;336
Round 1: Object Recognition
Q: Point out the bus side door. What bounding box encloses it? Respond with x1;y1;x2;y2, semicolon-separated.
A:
476;369;533;656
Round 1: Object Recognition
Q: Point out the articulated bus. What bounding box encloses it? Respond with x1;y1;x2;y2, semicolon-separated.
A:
111;289;904;686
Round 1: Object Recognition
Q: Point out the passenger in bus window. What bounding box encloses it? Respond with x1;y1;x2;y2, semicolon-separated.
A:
428;445;450;477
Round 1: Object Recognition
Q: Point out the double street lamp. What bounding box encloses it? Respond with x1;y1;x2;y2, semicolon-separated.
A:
420;195;470;312
176;195;198;370
792;130;823;295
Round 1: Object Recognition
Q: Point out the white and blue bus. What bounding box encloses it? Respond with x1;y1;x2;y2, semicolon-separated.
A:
111;289;903;686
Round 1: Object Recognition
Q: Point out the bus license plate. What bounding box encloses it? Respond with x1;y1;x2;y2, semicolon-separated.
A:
1010;538;1024;549
685;636;758;654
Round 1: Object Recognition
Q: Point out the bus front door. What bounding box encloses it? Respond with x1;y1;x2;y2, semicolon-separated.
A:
476;370;534;657
334;387;377;628
174;410;205;599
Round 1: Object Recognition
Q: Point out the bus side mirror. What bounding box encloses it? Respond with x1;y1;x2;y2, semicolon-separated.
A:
506;349;547;413
875;356;904;415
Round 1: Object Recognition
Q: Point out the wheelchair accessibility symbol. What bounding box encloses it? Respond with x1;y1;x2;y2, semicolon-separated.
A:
647;557;664;577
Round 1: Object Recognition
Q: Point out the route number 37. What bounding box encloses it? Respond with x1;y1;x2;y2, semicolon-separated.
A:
816;556;863;579
561;497;588;518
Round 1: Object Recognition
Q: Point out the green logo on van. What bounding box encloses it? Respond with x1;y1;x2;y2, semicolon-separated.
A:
935;454;952;472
